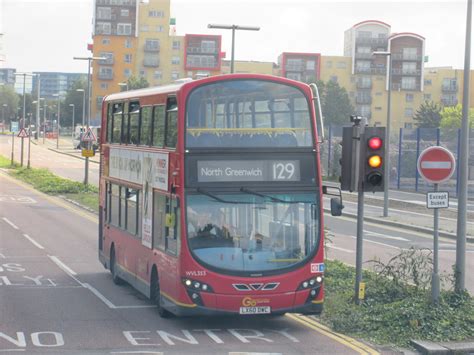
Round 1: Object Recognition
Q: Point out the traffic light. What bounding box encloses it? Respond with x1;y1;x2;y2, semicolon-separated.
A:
340;127;358;192
363;127;385;192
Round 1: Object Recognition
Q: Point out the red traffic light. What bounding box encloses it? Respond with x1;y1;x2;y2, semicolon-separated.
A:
368;137;383;150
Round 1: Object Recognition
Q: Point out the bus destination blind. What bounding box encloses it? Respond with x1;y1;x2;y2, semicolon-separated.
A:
197;160;300;182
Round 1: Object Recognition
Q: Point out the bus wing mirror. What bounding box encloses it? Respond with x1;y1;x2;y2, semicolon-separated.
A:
330;198;344;217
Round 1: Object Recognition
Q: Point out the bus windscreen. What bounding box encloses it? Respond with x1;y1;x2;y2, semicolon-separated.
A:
186;79;313;148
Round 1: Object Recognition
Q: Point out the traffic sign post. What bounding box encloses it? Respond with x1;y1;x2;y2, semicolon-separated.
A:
417;146;456;304
17;128;29;167
80;127;97;186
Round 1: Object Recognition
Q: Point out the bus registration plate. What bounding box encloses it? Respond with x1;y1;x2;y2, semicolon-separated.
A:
239;306;271;315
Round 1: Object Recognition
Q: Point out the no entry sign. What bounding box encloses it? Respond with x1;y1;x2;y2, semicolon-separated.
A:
417;146;456;184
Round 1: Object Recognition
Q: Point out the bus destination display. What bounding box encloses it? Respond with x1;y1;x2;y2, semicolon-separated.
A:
197;160;300;182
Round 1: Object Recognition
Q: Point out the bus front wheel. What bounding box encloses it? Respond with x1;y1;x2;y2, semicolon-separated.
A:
110;247;123;285
150;268;172;318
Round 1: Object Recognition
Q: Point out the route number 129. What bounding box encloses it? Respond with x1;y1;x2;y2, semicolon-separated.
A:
272;162;298;181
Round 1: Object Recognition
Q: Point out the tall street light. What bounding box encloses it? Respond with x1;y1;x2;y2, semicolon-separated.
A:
69;103;75;142
76;89;86;128
42;103;47;144
32;98;44;139
373;51;392;217
15;72;34;167
73;56;106;185
2;103;7;123
53;93;61;149
208;24;260;74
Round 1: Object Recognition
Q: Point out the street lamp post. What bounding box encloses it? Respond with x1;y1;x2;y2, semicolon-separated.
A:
76;89;86;128
373;51;392;217
73;56;106;185
53;94;61;149
2;104;7;129
69;104;75;142
43;103;47;144
208;24;260;74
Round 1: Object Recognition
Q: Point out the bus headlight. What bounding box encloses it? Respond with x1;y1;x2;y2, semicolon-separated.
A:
182;278;213;293
297;276;323;291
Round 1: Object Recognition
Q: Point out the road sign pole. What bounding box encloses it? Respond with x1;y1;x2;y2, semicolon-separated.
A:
20;137;24;167
27;133;31;169
431;183;440;304
11;132;14;166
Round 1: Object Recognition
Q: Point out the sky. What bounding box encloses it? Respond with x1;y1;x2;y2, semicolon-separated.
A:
0;0;472;74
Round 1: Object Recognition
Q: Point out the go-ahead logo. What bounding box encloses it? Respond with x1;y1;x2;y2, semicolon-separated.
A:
242;296;270;307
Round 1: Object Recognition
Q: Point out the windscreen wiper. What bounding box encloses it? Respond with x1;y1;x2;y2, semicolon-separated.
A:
197;188;246;204
239;187;294;204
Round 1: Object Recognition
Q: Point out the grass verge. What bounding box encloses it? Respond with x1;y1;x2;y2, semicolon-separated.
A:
0;155;98;212
320;256;474;348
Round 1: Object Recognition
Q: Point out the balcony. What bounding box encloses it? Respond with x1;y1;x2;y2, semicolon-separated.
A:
144;43;160;52
355;52;373;59
187;46;217;54
356;96;372;105
392;68;421;76
441;98;458;106
98;57;114;66
355;67;386;75
98;71;113;80
392;53;423;61
285;64;305;72
355;37;388;47
143;57;159;67
391;83;421;91
442;84;458;92
356;81;372;89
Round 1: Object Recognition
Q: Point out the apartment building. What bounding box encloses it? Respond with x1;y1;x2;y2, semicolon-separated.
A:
184;34;222;79
278;52;321;82
0;68;16;86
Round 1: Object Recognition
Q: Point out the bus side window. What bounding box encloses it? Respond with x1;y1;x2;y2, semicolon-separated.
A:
165;97;178;148
112;103;123;143
152;105;165;148
153;193;166;250
165;196;180;255
129;101;140;145
126;188;139;236
122;101;129;144
140;106;152;146
106;104;113;143
111;184;120;227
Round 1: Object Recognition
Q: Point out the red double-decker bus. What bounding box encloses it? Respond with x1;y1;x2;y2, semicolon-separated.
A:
98;74;340;317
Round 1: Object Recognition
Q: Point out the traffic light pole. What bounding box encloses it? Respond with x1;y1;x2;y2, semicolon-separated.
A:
354;117;367;305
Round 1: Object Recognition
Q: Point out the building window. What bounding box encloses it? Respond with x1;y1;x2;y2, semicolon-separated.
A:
124;68;131;78
406;93;414;102
401;77;417;90
424;79;432;86
306;60;316;70
154;70;162;79
404;108;414;117
124;54;132;63
125;39;132;48
402;47;418;60
140;25;149;32
171;56;180;65
102;38;111;45
149;10;164;17
172;41;180;50
155;26;164;32
145;39;160;51
336;61;347;69
97;7;112;20
120;9;129;17
99;52;114;65
286;72;301;81
424;94;432;101
402;62;417;75
117;23;132;35
171;71;179;80
96;22;111;35
100;83;108;90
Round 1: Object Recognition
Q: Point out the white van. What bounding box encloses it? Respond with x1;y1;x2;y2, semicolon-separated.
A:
73;125;100;150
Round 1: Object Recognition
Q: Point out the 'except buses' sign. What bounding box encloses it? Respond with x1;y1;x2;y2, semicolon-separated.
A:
197;160;301;183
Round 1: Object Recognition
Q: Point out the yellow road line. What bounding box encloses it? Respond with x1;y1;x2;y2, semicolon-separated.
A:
286;313;379;355
0;171;98;224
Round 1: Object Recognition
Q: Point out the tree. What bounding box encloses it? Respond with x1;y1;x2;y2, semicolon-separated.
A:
127;76;150;90
440;104;474;129
0;85;19;124
62;78;87;127
321;80;354;126
413;101;442;128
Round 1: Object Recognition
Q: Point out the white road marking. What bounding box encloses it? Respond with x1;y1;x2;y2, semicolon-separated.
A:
328;245;354;253
110;352;163;354
343;234;401;250
22;234;45;250
0;350;25;352
2;217;19;230
83;283;117;309
364;230;409;241
48;255;77;276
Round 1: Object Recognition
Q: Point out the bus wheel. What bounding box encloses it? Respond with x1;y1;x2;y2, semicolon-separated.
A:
110;247;123;285
150;268;172;318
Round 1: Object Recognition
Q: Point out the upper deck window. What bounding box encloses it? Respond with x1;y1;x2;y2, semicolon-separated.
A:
186;80;313;148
